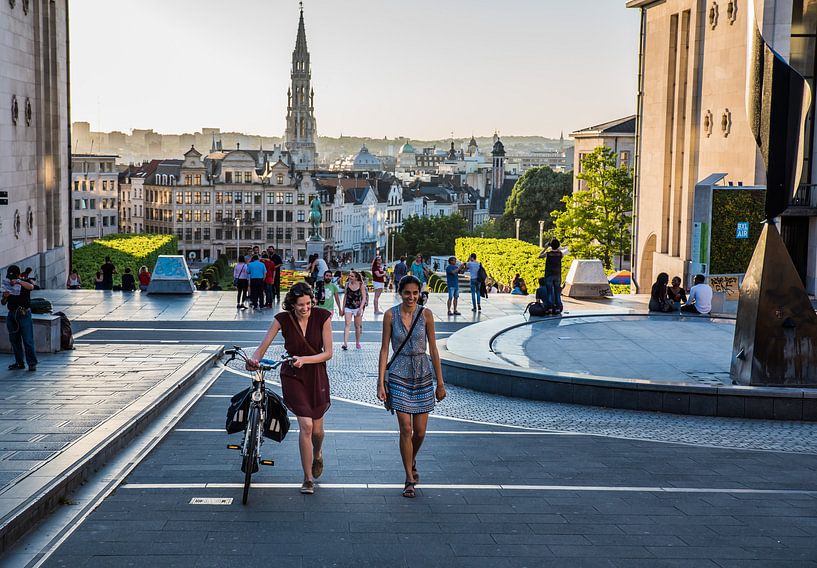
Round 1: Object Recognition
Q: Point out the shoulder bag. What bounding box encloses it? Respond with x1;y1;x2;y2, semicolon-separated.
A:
383;306;424;414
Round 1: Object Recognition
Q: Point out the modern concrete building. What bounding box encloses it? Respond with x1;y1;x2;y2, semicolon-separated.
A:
571;116;636;192
627;0;817;295
0;0;70;289
71;155;120;242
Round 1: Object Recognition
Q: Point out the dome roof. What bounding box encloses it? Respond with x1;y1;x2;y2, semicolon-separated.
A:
353;145;382;169
492;138;505;156
399;142;415;154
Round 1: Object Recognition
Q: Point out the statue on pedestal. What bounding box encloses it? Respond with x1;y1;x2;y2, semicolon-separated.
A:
308;195;323;241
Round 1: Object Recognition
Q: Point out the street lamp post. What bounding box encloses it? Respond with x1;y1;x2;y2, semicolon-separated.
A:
515;218;521;240
235;216;241;262
618;219;625;271
539;220;545;249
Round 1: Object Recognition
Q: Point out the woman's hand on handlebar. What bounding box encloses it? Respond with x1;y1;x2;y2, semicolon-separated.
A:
291;356;304;369
245;358;260;371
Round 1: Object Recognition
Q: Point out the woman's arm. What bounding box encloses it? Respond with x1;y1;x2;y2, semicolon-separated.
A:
377;310;392;401
425;310;445;401
295;317;333;366
17;280;34;291
250;318;282;367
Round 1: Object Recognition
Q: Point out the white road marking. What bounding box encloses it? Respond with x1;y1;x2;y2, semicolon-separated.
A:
120;482;817;495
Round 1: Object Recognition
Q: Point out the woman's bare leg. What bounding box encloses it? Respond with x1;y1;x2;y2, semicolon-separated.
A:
297;416;315;482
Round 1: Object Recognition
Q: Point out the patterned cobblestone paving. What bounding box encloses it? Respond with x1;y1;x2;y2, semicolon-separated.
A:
233;343;817;455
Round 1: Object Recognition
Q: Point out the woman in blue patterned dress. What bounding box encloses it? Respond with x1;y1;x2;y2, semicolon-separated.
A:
377;275;446;498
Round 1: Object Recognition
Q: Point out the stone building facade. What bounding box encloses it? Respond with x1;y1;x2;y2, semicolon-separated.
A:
1;0;69;288
627;0;817;294
571;116;636;192
71;154;119;242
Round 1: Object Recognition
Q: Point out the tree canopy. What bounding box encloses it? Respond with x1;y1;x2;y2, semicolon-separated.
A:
502;166;573;242
392;214;470;259
552;146;633;268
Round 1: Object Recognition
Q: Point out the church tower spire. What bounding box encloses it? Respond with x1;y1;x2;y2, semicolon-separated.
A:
285;2;318;170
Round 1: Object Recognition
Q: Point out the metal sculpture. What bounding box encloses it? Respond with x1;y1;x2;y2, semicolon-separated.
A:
730;1;817;386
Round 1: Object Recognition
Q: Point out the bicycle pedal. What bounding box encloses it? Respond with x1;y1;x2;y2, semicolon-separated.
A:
260;459;274;466
226;444;241;450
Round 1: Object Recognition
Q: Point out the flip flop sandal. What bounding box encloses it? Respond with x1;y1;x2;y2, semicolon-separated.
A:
402;481;416;498
412;462;419;484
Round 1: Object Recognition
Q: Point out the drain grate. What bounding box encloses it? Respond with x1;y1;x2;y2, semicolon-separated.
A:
189;497;233;505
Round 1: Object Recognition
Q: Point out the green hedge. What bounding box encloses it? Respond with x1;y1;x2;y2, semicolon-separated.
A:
455;238;551;289
198;254;231;289
72;234;178;289
710;189;765;274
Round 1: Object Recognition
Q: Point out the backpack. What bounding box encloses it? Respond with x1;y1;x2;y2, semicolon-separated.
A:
476;264;487;283
30;297;52;314
54;311;74;350
525;301;549;317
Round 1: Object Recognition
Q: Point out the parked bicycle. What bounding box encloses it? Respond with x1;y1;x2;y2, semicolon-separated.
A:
223;346;292;504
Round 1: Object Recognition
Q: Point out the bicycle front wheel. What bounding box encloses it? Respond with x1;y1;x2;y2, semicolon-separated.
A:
242;406;260;505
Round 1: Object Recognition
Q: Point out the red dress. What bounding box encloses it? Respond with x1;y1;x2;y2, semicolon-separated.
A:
274;308;331;419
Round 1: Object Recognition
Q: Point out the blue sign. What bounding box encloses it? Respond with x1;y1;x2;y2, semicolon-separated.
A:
736;222;749;239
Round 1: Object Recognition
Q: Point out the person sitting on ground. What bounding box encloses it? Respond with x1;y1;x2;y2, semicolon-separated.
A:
121;267;136;292
512;273;522;290
138;266;151;292
66;268;81;290
94;271;104;290
648;272;674;312
535;277;548;304
681;274;713;315
511;278;529;296
667;276;687;310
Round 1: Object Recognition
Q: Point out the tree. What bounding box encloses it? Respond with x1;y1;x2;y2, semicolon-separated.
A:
468;218;511;239
502;166;573;242
552;146;633;269
393;214;470;259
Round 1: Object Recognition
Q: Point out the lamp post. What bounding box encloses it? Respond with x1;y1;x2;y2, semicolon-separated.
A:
618;219;625;271
539;220;545;249
235;216;241;262
515;218;521;240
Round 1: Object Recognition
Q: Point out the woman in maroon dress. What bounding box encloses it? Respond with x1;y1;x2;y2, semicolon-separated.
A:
249;282;333;494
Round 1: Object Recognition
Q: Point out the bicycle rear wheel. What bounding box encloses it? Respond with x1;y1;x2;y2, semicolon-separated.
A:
242;406;260;505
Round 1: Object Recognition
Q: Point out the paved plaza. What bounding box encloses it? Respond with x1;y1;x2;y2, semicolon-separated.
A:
0;290;813;566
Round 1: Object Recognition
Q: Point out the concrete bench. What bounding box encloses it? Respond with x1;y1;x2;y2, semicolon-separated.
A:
0;312;62;353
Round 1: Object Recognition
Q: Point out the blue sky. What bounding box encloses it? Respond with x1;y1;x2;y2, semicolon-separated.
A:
69;0;640;139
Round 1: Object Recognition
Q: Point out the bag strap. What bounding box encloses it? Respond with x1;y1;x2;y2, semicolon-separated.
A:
386;306;424;370
287;312;320;355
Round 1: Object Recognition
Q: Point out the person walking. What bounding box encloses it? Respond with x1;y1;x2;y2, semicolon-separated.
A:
2;265;37;372
247;254;267;310
377;275;446;498
392;256;408;289
138;266;151;292
261;252;276;308
234;255;250;310
268;246;283;303
539;239;564;315
248;282;333;495
409;254;429;290
341;270;367;350
100;256;116;290
445;256;462;316
66;268;81;290
465;253;482;311
316;270;342;317
371;256;386;314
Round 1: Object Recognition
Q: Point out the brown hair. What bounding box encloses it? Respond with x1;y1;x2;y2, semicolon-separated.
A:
282;282;314;313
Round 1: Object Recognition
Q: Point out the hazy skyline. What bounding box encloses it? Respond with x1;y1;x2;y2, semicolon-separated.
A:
69;0;640;140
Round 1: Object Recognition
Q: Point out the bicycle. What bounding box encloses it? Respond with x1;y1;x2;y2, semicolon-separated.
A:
223;346;293;505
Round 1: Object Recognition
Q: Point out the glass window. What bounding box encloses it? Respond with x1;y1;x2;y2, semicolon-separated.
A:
176;228;183;239
203;192;210;204
185;210;192;222
297;228;305;240
89;181;95;191
74;180;79;191
74;199;80;210
177;210;183;222
216;192;223;204
194;192;201;204
216;229;223;240
194;228;202;241
204;211;210;222
276;192;284;204
285;193;293;204
254;210;261;222
225;192;233;204
216;210;223;222
267;228;274;239
185;228;192;241
185;175;192;186
285;211;293;222
102;217;109;227
244;192;252;204
267;209;274;222
285;228;292;239
276;173;284;185
266;192;274;205
102;180;108;191
194;174;202;186
194;210;202;222
297;210;305;222
225;229;233;240
276;211;284;222
89;199;96;209
203;228;211;240
185;191;193;205
225;172;233;184
254;228;262;240
254;193;262;205
234;192;242;204
297;193;305;205
276;227;284;239
244;172;252;184
89;216;96;227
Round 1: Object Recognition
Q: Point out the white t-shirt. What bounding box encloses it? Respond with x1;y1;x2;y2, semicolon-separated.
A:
687;283;713;314
315;258;329;277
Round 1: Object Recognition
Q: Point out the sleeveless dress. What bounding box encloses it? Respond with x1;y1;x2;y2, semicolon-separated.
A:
274;308;332;419
387;305;434;414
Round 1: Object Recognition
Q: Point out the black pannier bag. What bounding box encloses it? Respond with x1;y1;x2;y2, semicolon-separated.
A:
525;301;549;317
225;387;291;442
30;297;52;314
54;311;74;350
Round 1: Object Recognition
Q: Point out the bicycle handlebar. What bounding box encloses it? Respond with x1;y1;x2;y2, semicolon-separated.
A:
222;346;293;371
